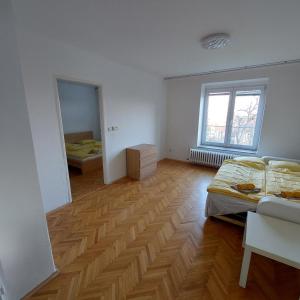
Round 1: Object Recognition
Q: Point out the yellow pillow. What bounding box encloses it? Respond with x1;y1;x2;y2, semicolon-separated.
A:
269;160;300;171
234;156;264;163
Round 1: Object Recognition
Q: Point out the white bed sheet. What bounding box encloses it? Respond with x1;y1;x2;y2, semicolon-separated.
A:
205;192;257;217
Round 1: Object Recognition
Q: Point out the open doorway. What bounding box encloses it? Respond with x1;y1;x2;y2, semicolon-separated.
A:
56;79;105;201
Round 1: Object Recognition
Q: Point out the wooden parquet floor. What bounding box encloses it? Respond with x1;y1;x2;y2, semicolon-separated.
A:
27;160;300;300
69;167;104;201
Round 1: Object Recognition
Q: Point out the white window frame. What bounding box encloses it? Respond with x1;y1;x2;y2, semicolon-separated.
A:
200;84;266;151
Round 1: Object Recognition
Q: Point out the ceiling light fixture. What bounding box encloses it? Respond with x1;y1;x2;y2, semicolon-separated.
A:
201;33;230;49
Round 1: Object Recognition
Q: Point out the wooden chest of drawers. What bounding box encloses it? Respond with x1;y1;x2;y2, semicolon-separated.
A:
126;144;157;180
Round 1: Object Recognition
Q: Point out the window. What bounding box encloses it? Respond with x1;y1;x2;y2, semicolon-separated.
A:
200;84;266;151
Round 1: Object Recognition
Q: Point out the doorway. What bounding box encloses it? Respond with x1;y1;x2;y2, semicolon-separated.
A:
56;79;105;201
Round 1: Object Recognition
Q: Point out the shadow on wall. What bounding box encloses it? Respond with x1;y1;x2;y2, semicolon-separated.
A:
109;149;127;182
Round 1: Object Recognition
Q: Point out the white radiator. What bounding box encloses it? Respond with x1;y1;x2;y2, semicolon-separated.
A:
189;148;235;168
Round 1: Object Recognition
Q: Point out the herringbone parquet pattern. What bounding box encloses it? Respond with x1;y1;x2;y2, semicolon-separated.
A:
27;160;300;300
68;167;104;201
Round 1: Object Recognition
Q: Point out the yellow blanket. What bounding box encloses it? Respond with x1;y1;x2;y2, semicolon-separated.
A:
207;159;266;203
66;140;102;159
266;165;300;203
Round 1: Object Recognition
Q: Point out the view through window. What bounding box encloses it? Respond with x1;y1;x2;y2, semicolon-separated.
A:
201;84;265;150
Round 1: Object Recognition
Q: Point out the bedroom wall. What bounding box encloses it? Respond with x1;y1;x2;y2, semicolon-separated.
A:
166;62;300;161
15;29;166;213
57;79;101;140
0;1;55;299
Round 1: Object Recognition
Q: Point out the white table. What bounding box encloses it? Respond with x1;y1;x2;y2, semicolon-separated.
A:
239;212;300;288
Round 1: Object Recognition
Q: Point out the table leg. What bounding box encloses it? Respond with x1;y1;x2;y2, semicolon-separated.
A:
242;223;247;248
239;247;251;288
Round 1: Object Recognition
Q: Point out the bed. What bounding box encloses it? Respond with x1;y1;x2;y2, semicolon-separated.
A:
205;156;300;226
64;131;102;174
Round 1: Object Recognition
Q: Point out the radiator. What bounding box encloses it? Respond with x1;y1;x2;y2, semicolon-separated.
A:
189;148;235;168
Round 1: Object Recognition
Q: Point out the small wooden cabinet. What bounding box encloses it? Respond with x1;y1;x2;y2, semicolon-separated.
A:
126;144;157;180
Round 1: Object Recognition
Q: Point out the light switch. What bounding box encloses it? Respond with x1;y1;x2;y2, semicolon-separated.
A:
108;126;119;132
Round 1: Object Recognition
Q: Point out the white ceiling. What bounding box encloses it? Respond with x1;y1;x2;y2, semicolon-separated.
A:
13;0;300;77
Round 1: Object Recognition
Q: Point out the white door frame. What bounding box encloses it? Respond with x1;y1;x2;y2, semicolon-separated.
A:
53;75;109;204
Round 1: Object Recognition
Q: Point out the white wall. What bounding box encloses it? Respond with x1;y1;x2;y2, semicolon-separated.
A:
57;79;101;140
0;1;55;299
166;63;300;161
15;29;166;213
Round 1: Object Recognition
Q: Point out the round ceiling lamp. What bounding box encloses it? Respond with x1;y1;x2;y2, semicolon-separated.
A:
201;33;231;49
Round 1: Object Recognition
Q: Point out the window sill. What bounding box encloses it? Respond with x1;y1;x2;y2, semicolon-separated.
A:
198;145;258;156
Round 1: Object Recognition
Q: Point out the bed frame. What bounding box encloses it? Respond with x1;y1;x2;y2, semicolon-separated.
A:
213;214;247;227
64;131;102;174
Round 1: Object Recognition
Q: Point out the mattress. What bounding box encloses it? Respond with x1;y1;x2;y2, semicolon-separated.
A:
205;192;257;217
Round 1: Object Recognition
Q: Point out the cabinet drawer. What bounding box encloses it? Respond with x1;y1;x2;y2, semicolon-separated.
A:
140;153;157;168
140;146;157;159
140;162;157;179
127;144;157;180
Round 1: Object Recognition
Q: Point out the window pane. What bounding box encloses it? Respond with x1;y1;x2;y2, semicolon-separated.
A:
205;93;230;143
230;90;261;146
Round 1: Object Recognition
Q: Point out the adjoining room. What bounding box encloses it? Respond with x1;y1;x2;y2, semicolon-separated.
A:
57;79;104;200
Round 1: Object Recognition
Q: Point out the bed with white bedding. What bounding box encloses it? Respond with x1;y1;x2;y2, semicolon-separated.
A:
205;156;300;225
